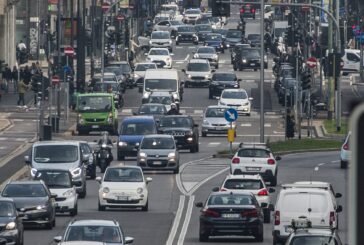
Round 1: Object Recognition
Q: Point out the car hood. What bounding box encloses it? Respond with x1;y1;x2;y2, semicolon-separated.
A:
0;216;15;225
147;55;169;61
220;98;248;105
196;53;216;59
214;80;238;85
204;117;229;125
185;14;200;17
119;135;145;143
101;181;144;191
10;197;49;210
140;149;175;155
186;71;210;76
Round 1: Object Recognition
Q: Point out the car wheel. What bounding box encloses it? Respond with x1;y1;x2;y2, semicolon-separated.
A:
98;201;106;211
273;234;279;245
173;167;179;174
52;217;56;227
90;167;96;180
70;204;78;216
199;230;209;242
340;160;348;169
78;130;88;136
79;184;87;198
142;200;148;211
233;66;237;71
254;69;258;71
176;41;179;45
254;231;263;242
45;221;53;230
270;175;277;187
202;132;207;137
208;91;213;99
117;152;125;161
215;64;219;69
263;208;270;223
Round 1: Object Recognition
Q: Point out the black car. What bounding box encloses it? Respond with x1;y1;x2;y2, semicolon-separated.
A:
158;115;199;153
230;43;251;64
176;25;199;45
134;103;167;122
225;29;243;48
240;4;256;20
278;78;297;106
196;191;264;242
1;181;56;229
104;66;127;93
0;198;24;245
195;24;213;42
233;48;267;71
212;28;228;40
107;61;134;88
209;72;241;99
247;34;261;47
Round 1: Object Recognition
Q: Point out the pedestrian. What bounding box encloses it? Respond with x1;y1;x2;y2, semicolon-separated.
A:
17;79;28;106
23;65;32;85
31;74;41;105
12;66;19;93
2;65;11;93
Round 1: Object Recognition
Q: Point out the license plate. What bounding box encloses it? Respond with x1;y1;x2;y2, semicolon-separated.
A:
117;196;129;201
246;167;261;171
222;213;240;218
92;125;99;129
153;161;162;165
250;63;256;66
215;127;223;130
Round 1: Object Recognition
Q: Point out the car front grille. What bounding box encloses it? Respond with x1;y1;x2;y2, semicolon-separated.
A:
106;199;140;204
191;76;206;80
148;154;168;158
55;197;67;202
227;104;241;107
85;118;104;122
166;131;186;136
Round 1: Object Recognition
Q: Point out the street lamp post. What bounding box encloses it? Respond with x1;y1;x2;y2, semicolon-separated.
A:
259;0;265;143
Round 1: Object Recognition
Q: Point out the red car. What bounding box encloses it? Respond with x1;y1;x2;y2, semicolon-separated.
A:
240;4;256;20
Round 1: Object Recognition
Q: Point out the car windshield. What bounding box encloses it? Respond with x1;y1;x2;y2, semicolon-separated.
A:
152;32;170;39
149;49;169;56
221;91;247;99
104;67;122;76
248;34;260;41
121;122;155;135
78;96;112;112
227;31;242;38
65;226;122;243
187;63;210;71
135;64;157;71
2;184;47;197
237;148;270;158
34;145;78;163
148;96;172;105
205;107;227;118
155;16;169;23
213;29;228;36
291;236;338;245
138;104;166;114
208;194;253;205
34;171;72;188
224;179;264;190
178;26;195;32
170;20;183;25
104;168;143;182
195;25;212;32
213;73;236;81
93;83;118;92
159;117;192;128
0;202;15;217
145;79;177;91
241;49;260;58
205;34;222;41
141;137;175;149
185;9;200;14
197;47;215;54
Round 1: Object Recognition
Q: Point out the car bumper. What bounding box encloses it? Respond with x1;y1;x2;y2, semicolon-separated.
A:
22;210;53;225
176;36;198;43
77;124;115;132
184;18;197;23
185;79;210;87
220;104;251;114
55;196;77;212
0;230;21;245
138;158;178;171
117;145;139;157
202;125;230;134
340;150;350;162
231;168;275;181
200;218;263;236
99;193;147;207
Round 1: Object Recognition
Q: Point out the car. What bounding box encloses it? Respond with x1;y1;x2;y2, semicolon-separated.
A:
340;131;350;169
144;91;178;111
103;66;127;92
54;219;134;244
193;46;219;69
209;72;240;99
107;61;134;88
153;14;170;25
34;169;78;216
137;134;180;173
233;48;267;71
1;180;56;229
146;48;173;69
225;29;243;48
161;3;182;20
240;4;256;19
195;18;211;26
96;166;151;211
92;81;124;108
195;191;264;242
182;59;214;88
218;89;252;116
149;31;173;52
285;218;343;245
201;106;234;136
89;72;120;91
153;20;184;37
203;33;225;53
219;174;275;223
182;8;201;24
0;198;24;245
134;103;168;120
273;186;342;244
117;116;158;160
175;25;199;45
25;141;90;198
158;115;199;153
230;43;251;64
230;142;281;185
194;24;213;42
247;33;261;47
212;28;228;40
133;63;158;93
277;78;297;106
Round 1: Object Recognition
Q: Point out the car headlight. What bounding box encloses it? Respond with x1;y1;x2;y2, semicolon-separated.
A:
149;40;153;45
213;54;218;59
193;54;198;58
168;152;176;159
234;83;239;88
102;187;110;193
226;43;230;47
5;222;16;230
118;141;127;147
204;74;209;79
71;167;82;177
143;92;150;99
36;205;47;210
187;74;192;78
202;119;209;125
264;55;268;62
242;59;247;63
102;143;107;148
63;189;74;197
31;168;37;177
186;131;193;136
139;152;147;158
133;73;140;78
137;187;143;194
169;40;172;44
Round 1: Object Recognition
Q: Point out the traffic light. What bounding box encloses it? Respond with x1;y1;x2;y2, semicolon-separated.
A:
0;60;6;73
301;71;312;90
285;27;294;47
327;53;342;77
212;0;230;17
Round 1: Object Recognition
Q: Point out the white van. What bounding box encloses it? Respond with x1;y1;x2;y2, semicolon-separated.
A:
272;187;342;244
342;49;363;75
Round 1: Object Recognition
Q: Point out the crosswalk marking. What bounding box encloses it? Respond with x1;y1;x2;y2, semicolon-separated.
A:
264;123;272;127
0;137;9;141
121;109;132;114
240;123;252;127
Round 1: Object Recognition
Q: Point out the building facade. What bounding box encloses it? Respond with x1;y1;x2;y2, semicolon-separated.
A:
0;0;17;67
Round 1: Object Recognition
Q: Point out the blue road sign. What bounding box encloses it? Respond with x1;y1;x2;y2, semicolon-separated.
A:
64;66;71;73
224;108;238;122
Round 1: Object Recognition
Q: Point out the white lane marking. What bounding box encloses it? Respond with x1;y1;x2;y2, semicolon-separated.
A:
122;109;132;113
240;123;252;127
0;137;9;141
176;61;184;64
183;182;199;192
184;54;190;61
165;195;186;245
318;162;327;166
0;146;7;150
177;196;195;245
264;123;272;127
175;46;183;49
194;109;203;114
331;160;340;163
188;167;229;195
12;119;24;122
188;46;196;49
14;138;28;141
208;142;221;147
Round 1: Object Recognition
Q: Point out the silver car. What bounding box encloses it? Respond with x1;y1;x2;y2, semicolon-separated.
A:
137;134;180;174
201;106;235;137
193;46;219;69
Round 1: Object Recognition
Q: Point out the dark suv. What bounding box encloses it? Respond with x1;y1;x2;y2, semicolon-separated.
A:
0;198;24;245
240;4;256;20
233;48;267;71
158;115;199;153
209;72;241;99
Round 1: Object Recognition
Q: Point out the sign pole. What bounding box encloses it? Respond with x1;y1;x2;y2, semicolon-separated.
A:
230;122;233;154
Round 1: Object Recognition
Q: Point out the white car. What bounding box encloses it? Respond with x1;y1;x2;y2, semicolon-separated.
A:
97;165;152;211
149;31;173;52
219;174;275;223
146;48;173;69
183;8;202;24
218;89;253;116
230;142;281;186
340;131;350;169
153;20;184;37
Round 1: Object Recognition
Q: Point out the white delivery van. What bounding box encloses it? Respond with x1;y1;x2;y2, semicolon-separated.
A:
342;49;363;75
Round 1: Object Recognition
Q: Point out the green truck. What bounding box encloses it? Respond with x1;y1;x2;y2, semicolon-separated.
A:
76;93;118;135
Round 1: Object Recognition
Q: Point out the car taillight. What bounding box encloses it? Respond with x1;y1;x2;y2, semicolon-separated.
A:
232;158;240;164
257;189;268;196
274;211;280;225
220;188;227;192
242;209;258;217
343;143;349;150
267;159;275;165
251;8;255;13
202;209;220;218
240;8;245;13
329;211;335;226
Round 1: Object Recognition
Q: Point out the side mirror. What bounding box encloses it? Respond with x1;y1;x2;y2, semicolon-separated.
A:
261;202;268;208
53;236;62;243
24;155;31;165
336;205;343;213
125;236;134;244
20;208;26;212
248;97;253;101
212;187;220;192
211;69;216;73
335;193;342;198
96;176;102;184
146;177;153;183
181;69;186;73
268;188;275;193
275;156;282;161
50;193;58;199
195;202;203;208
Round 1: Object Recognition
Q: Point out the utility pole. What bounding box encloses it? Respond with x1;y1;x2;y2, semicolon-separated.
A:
327;0;334;120
259;0;265;143
56;0;61;121
90;0;96;77
335;0;342;131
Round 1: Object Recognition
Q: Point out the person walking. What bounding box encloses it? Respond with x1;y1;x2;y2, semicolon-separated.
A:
12;66;19;93
17;79;28;106
2;65;11;93
22;66;32;85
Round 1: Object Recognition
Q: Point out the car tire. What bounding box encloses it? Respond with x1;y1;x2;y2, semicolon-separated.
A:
52;217;56;227
90;167;97;180
254;231;263;242
79;184;87;199
215;64;219;69
246;113;251;116
340;160;348;169
263;208;270;223
273;234;279;245
176;41;179;45
202;132;207;137
270;175;277;187
78;130;88;136
70;204;78;216
142;200;148;211
117;152;125;161
199;231;209;242
190;145;197;153
98;201;106;211
45;221;53;230
208;91;213;99
173;167;180;174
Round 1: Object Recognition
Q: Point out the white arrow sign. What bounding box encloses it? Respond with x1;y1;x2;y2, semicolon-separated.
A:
227;111;236;120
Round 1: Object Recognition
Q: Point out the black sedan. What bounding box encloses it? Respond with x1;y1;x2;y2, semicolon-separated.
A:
233;48;267;71
176;25;199;45
1;180;56;229
195;191;264;242
0;198;24;245
209;72;241;99
247;34;261;47
195;24;213;42
134;103;168;122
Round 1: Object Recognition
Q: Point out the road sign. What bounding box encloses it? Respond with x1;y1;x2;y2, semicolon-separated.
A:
52;75;60;85
64;47;74;56
306;57;317;69
225;108;238;122
102;2;110;11
64;66;71;73
116;14;125;21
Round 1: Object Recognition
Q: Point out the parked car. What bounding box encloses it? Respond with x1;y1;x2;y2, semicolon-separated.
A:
0;198;24;245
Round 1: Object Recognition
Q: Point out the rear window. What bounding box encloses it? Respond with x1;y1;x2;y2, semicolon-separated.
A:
141;137;175;149
223;179;264;190
281;193;329;213
291;236;338;245
121;121;155;135
208;194;253;205
34;145;79;163
237;149;270;158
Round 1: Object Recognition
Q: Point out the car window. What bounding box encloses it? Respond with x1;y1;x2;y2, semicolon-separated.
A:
34;145;79;163
139;104;166;114
104;67;122;75
81;144;91;154
159;117;193;127
121;122;155;135
185;9;201;14
208;194;253;205
205;107;227;118
141;137;175;149
347;52;360;62
104;168;143;182
2;184;47;197
170;20;183;25
237;149;270;158
212;73;236;81
93;82;119;92
178;26;195;32
248;34;260;41
78;96;112;112
241;49;260;58
224;179;264;190
35;171;72;188
195;25;212;32
187;62;210;71
291;236;338;245
148;96;172;105
221;91;247;99
158;21;169;25
0;202;15;217
65;226;122;243
152;32;170;39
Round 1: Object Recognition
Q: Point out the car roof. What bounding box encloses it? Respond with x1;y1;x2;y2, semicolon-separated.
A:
224;174;263;181
140;103;165;107
188;59;209;64
60;242;105;245
150;91;173;96
122;116;155;123
197;46;215;51
280;187;329;194
8;180;44;185
142;134;174;139
69;219;118;227
93;72;115;77
145;69;178;79
33;140;81;146
149;47;169;51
